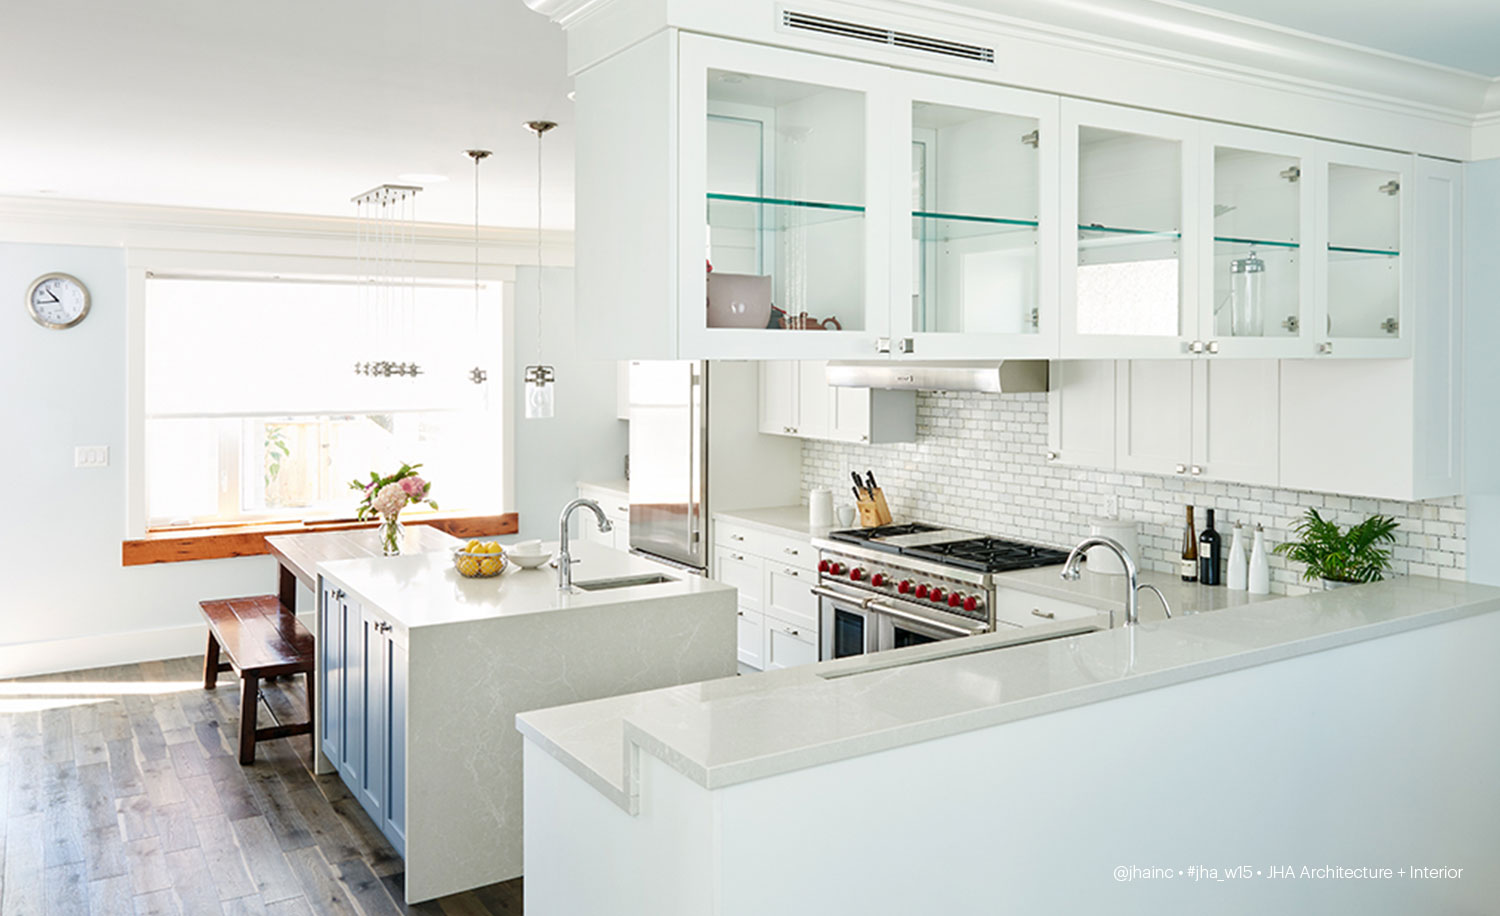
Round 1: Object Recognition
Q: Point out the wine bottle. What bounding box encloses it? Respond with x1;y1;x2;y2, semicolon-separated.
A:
1198;509;1223;586
1180;506;1198;582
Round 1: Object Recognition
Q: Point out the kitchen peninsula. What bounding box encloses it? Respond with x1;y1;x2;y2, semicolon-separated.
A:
314;541;735;903
518;577;1500;915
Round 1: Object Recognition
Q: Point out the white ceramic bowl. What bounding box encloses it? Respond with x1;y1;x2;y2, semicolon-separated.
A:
507;550;552;570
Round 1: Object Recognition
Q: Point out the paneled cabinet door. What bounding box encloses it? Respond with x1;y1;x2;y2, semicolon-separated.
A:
1313;145;1414;358
354;608;387;829
1115;360;1194;477
763;617;818;670
758;361;798;436
338;594;365;792
1061;100;1200;359
384;634;408;856
1196;124;1317;358
678;34;893;360
1191;360;1279;486
891;72;1060;359
319;581;343;768
736;608;765;669
1047;360;1116;469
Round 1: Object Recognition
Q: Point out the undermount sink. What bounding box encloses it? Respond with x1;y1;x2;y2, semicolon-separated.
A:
572;573;676;592
820;623;1103;679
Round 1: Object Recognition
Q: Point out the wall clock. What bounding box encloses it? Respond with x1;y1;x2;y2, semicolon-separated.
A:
26;272;91;329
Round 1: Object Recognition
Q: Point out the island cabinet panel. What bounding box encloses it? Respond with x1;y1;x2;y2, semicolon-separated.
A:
319;580;344;768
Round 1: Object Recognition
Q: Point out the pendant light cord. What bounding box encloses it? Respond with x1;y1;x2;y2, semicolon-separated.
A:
535;126;544;367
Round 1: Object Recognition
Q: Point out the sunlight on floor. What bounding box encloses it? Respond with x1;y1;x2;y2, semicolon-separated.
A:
0;678;206;713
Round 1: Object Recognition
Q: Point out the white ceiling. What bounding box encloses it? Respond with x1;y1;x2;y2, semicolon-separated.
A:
0;0;574;228
1180;0;1500;77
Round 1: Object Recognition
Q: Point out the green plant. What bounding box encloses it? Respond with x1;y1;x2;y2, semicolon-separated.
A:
264;423;291;490
1273;509;1398;584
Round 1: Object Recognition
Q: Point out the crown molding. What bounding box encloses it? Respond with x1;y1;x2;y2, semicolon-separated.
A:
0;195;575;266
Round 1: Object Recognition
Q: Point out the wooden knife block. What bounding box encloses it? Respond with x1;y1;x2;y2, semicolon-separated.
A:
857;488;893;527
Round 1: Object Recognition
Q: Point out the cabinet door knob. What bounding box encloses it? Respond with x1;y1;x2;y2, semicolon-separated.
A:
1187;340;1205;354
737;610;745;617
333;589;346;600
1175;463;1187;474
1046;451;1059;461
1190;465;1203;476
1318;341;1334;355
1031;608;1055;620
1206;340;1220;354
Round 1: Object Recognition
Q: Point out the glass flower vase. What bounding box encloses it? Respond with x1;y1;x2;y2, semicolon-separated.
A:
380;513;404;556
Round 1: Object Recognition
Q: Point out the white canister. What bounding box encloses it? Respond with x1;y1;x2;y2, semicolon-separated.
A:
809;488;834;527
1086;517;1140;576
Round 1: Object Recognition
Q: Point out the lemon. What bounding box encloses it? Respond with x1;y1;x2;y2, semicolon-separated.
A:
479;556;503;576
466;540;483;553
456;556;481;577
485;541;502;554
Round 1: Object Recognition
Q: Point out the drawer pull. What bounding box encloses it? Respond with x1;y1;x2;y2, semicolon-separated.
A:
737;610;745;617
730;553;745;562
333;589;346;600
783;547;800;556
784;626;800;637
1031;608;1055;620
730;534;745;541
784;567;799;577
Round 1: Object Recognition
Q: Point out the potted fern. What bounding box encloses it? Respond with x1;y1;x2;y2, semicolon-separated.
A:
1273;509;1399;589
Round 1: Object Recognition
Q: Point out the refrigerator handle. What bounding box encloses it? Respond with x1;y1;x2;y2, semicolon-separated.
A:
689;363;705;547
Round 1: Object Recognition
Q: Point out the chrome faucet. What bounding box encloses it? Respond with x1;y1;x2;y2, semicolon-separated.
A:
1060;535;1172;628
557;498;613;590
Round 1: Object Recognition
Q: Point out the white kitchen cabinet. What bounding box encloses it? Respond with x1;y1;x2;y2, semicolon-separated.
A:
1046;360;1116;469
577;484;631;551
993;586;1104;630
713;520;818;672
892;71;1061;359
1115;360;1279;485
1060;99;1200;359
1196;123;1318;359
615;361;630;420
1314;147;1414;359
763;617;818;670
759;360;916;443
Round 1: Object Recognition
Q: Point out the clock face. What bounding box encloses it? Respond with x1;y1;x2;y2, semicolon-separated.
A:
27;273;90;329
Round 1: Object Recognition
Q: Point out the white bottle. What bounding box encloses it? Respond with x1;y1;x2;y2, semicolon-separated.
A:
1226;522;1248;590
1248;524;1270;595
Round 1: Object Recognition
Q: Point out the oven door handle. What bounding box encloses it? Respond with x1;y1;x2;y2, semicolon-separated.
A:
865;600;987;637
809;585;871;608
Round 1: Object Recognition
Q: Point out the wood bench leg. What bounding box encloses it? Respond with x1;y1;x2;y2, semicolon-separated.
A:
239;673;259;765
204;632;222;689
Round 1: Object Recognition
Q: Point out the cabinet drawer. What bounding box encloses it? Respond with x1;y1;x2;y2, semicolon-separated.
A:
993;586;1106;629
714;520;815;571
763;613;818;670
714;548;764;610
736;608;765;670
764;565;818;632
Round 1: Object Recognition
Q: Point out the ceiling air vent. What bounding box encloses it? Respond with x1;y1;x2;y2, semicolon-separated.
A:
781;10;995;65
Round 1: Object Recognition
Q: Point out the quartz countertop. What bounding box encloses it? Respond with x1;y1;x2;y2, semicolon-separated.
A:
577;479;629;502
714;505;832;540
516;575;1500;813
317;540;731;631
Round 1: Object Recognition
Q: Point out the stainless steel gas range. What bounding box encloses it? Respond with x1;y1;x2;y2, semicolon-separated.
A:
811;523;1071;661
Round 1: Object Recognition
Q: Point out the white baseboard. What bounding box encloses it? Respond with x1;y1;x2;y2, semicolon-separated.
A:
0;613;317;679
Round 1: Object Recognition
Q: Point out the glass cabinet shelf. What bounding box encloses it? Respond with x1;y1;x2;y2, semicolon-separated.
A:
1328;244;1400;259
913;210;1038;242
1213;236;1299;249
1078;225;1181;250
707;193;865;232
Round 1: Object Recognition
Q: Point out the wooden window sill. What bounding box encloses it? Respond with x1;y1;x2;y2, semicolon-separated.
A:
122;512;520;566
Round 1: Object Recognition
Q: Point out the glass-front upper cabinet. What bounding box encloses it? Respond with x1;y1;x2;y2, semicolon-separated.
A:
1197;125;1316;358
1317;146;1413;357
890;76;1059;358
1060;100;1200;359
677;35;892;359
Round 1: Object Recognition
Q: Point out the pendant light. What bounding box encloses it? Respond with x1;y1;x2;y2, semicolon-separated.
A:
465;149;492;385
351;183;422;378
523;119;557;420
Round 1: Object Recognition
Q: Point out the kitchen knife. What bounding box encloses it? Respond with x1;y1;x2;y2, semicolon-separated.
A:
852;486;863;502
866;470;878;492
851;471;868;499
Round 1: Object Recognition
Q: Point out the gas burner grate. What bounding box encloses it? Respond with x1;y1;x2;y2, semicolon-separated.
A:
902;537;1071;573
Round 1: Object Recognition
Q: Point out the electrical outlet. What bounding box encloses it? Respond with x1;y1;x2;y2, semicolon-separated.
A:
1101;493;1120;518
74;445;109;468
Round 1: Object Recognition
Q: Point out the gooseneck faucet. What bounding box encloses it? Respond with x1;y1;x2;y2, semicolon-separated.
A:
1060;535;1172;628
557;498;613;590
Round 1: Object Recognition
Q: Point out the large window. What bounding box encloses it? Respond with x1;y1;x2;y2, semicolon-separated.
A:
143;276;504;527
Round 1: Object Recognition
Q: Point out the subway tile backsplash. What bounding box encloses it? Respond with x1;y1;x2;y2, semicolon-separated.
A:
801;391;1464;596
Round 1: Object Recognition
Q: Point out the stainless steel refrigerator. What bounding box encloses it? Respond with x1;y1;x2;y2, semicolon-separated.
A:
627;360;710;572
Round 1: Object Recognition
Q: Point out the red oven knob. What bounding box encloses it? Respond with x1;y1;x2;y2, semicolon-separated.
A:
898;580;912;594
870;573;884;587
948;592;962;608
818;559;830;573
963;596;979;612
915;584;929;599
930;588;946;603
829;562;844;576
850;568;864;582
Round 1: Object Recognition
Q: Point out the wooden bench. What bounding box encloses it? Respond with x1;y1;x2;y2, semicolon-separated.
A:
199;595;315;764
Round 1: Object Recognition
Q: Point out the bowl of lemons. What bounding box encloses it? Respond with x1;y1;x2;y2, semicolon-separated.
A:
453;540;508;579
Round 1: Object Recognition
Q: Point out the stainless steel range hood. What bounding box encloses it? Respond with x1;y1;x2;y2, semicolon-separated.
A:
825;360;1049;393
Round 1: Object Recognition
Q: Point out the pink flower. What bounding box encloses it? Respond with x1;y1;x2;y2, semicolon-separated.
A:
400;476;427;497
372;482;408;518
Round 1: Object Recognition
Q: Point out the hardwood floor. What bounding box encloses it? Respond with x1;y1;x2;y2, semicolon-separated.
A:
0;657;523;915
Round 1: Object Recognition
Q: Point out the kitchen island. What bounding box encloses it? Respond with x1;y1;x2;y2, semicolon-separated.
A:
313;541;735;903
518;576;1500;915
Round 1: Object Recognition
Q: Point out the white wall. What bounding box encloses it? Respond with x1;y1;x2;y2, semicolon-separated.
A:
1464;159;1500;586
0;242;275;676
510;266;627;541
